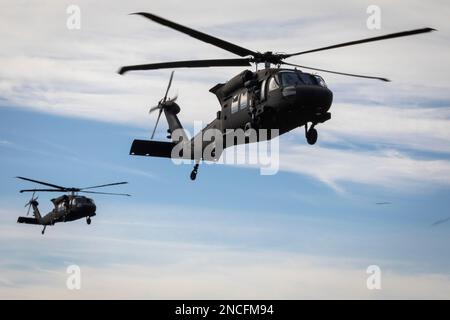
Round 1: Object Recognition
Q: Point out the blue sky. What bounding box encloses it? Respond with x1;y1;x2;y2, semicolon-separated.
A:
0;0;450;299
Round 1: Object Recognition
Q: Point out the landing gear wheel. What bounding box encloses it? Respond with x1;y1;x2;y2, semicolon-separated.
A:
306;128;318;145
87;217;91;225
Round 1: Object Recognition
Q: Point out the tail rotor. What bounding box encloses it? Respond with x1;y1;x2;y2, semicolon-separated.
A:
149;71;178;139
24;191;38;216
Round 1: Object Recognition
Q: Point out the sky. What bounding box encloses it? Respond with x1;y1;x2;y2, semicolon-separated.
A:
0;0;450;299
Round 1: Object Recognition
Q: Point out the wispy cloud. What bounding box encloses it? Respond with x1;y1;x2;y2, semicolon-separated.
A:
0;140;12;146
1;248;449;299
1;0;450;299
431;217;450;227
0;0;447;127
226;143;450;192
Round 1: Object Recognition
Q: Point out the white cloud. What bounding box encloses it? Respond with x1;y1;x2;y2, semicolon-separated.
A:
0;0;449;194
282;145;450;190
223;142;450;192
1;0;449;127
1;249;449;299
0;140;12;146
1;201;449;300
318;103;450;154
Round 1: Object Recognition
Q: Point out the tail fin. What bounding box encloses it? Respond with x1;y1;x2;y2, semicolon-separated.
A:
147;71;189;143
163;103;189;143
29;200;42;221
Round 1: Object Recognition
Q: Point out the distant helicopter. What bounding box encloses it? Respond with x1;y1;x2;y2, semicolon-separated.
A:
119;12;435;180
16;177;130;235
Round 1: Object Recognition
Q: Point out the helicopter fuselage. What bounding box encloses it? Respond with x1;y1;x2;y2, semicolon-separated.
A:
212;68;332;135
130;68;333;165
175;68;333;160
124;11;434;180
21;195;97;226
43;195;96;225
16;176;128;234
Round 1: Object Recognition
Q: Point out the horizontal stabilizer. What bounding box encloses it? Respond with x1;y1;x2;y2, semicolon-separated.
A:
130;140;179;158
17;217;40;225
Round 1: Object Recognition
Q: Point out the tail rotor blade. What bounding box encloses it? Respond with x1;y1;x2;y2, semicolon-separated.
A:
25;191;35;216
169;93;178;102
163;71;174;102
151;108;164;139
149;104;161;114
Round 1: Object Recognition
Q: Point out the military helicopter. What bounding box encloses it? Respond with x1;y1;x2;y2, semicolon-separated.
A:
16;177;130;235
119;12;435;180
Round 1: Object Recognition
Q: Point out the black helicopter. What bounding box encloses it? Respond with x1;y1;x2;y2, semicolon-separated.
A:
16;177;130;234
119;12;435;180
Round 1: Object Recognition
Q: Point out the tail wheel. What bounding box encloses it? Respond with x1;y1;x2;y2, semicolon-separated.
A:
190;163;199;181
87;217;92;225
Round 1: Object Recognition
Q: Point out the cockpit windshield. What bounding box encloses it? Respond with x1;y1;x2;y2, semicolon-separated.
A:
280;72;301;87
278;71;325;87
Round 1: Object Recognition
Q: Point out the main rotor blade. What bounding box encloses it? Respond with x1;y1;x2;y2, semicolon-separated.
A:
119;58;251;74
20;189;66;193
81;191;131;196
282;61;390;82
16;177;66;190
163;71;174;102
151;108;163;140
132;12;257;57
284;27;436;58
81;182;128;190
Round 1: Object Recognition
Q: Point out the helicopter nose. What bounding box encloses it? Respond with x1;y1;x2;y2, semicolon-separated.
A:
88;203;96;214
285;85;333;112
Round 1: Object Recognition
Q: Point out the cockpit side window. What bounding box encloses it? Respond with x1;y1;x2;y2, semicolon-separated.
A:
260;79;267;101
268;75;280;92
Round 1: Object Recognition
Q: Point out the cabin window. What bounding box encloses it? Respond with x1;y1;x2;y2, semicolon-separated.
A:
260;79;267;101
268;76;280;92
240;91;248;109
231;95;239;113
